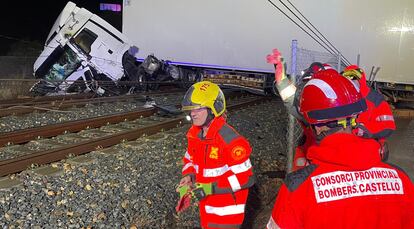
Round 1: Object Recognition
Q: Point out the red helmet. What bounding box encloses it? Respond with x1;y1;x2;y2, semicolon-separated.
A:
342;64;369;96
299;69;367;125
301;62;334;81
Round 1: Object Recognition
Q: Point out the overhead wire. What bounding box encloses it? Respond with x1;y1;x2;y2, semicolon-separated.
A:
283;0;352;65
266;0;352;66
266;0;337;56
277;0;339;56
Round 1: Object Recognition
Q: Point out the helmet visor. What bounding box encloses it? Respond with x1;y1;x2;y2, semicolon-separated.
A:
181;86;202;111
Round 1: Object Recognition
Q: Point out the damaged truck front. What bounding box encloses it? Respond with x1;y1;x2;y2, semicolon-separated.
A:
31;2;136;96
32;2;273;96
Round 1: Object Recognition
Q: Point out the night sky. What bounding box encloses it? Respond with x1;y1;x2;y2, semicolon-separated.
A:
1;0;121;55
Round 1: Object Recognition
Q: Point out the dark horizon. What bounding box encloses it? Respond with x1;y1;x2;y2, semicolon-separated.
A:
1;0;122;55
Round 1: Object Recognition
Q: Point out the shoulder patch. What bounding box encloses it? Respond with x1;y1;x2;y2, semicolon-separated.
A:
219;124;239;144
231;145;247;161
285;164;317;192
366;90;384;107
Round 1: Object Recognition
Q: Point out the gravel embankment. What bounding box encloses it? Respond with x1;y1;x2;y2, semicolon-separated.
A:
0;97;288;228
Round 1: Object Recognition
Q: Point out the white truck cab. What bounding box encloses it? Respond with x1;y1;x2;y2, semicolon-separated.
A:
32;2;131;95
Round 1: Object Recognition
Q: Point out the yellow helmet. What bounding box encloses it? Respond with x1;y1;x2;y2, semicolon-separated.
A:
181;81;226;117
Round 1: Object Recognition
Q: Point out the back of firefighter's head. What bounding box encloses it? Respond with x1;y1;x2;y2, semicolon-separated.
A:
301;62;333;82
299;69;367;140
181;81;226;126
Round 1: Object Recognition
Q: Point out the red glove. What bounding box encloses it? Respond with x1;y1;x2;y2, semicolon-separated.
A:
175;192;192;213
266;49;286;84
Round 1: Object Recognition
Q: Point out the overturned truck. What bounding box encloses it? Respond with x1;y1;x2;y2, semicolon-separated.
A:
31;2;273;96
31;2;200;96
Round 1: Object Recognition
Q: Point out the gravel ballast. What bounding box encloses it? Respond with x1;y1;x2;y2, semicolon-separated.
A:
0;97;288;228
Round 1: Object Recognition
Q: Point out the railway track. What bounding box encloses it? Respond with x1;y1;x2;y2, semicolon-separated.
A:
0;108;157;146
0;93;95;109
0;90;185;118
0;95;270;177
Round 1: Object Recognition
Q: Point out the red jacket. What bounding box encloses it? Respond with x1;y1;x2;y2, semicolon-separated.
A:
182;116;255;228
356;75;396;139
292;122;314;171
267;133;414;229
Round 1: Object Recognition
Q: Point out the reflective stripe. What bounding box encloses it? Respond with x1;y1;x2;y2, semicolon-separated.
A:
228;175;241;192
230;159;252;174
205;204;245;216
203;159;252;178
305;79;337;99
323;64;334;70
376;115;394;122
182;162;194;172
348;78;360;92
183;163;199;173
266;216;280;229
204;164;229;177
279;84;296;101
184;151;191;160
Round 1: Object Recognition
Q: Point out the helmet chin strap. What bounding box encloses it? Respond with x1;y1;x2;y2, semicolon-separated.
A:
202;109;215;127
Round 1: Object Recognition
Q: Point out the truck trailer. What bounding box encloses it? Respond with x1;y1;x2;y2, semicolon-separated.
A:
31;1;275;96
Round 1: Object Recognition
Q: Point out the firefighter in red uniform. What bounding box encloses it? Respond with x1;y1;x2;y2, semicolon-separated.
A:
342;65;396;160
267;69;414;229
266;49;327;171
177;81;255;229
267;49;397;170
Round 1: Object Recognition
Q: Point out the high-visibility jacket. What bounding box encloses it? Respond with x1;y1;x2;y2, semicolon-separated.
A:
267;133;414;229
356;75;396;140
182;116;255;229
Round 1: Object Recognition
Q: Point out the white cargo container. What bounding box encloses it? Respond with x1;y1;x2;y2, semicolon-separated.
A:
123;0;414;84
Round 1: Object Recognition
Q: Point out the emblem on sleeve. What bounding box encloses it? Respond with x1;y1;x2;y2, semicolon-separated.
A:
231;146;246;160
209;147;219;160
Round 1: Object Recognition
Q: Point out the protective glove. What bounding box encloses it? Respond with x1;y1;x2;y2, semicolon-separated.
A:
266;49;287;83
191;183;213;201
175;177;195;214
177;183;192;198
266;48;283;65
176;185;193;213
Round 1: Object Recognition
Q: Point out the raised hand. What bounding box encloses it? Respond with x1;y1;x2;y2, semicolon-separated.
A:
266;48;286;83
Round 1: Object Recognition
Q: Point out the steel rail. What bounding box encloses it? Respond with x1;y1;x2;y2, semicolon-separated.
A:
0;108;157;147
0;90;242;146
0;86;183;108
0;93;95;108
0;90;184;117
0;96;269;177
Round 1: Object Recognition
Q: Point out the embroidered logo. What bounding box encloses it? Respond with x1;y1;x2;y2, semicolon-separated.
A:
231;146;246;160
209;147;219;160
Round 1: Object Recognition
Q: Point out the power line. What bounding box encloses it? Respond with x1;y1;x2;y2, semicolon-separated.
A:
283;0;351;65
278;0;351;65
266;0;351;66
276;0;338;56
266;0;336;56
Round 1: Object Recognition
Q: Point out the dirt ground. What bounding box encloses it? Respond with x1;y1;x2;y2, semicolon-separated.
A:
387;117;414;181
